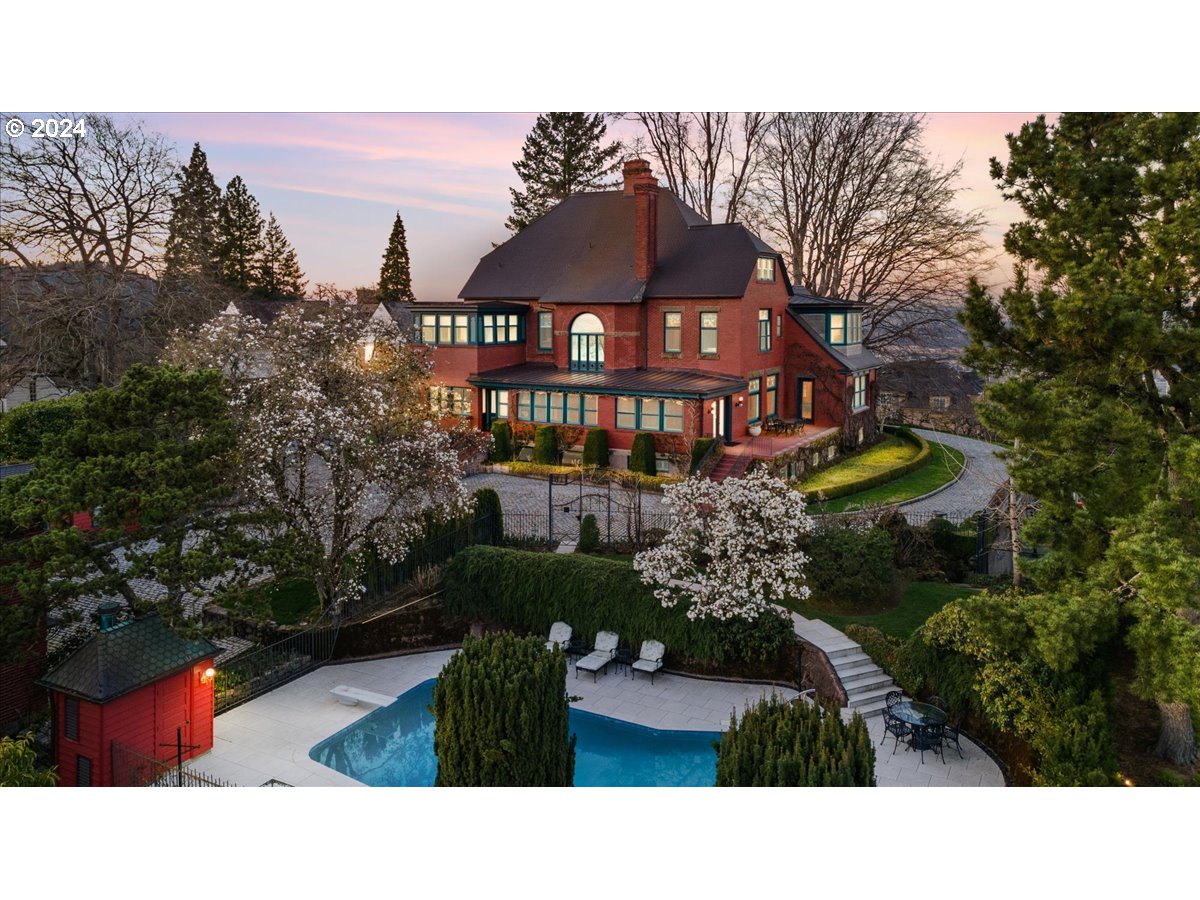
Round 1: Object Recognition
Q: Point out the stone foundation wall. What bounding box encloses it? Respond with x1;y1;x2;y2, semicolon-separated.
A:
799;638;847;706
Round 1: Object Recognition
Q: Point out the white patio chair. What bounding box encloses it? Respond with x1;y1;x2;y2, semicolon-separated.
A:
630;640;666;684
546;621;573;652
575;630;619;682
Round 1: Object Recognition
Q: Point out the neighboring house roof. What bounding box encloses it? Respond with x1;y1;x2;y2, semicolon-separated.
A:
877;359;985;406
786;307;883;373
459;190;788;303
468;362;747;400
37;614;216;703
788;287;865;310
220;297;377;324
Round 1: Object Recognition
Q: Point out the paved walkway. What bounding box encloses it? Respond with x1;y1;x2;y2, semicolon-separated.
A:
899;429;1009;518
189;648;1003;787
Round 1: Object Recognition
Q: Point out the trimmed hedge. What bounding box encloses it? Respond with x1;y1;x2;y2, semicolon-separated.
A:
0;394;82;461
577;514;600;553
489;420;513;462
433;631;575;786
803;426;932;501
716;694;876;786
471;488;504;545
630;432;657;476
533;425;559;464
803;525;897;608
582;428;610;467
689;437;716;475
443;545;794;665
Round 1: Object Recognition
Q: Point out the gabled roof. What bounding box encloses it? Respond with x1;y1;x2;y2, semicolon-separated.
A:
459;190;787;303
787;307;882;374
37;614;216;703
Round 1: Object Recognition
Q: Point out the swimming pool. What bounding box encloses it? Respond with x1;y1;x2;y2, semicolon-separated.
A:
309;678;721;787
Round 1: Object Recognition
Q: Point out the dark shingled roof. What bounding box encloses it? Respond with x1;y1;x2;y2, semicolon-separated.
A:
37;615;216;703
468;363;746;399
459;190;786;303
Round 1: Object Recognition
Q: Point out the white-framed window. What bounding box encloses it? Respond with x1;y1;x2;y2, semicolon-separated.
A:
700;312;718;355
756;257;775;282
663;311;682;353
852;373;869;410
929;395;951;411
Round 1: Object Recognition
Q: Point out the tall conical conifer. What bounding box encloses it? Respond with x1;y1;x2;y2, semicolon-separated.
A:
258;213;306;299
377;212;416;302
216;175;265;292
164;143;222;281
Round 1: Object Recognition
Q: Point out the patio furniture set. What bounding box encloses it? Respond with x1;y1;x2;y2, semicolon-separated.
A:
763;414;807;436
880;691;966;764
545;622;665;683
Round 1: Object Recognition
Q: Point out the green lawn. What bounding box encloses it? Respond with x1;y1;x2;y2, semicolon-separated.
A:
795;580;977;638
805;441;965;513
801;435;919;494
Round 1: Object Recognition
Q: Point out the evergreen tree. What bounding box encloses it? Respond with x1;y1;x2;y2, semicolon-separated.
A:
378;211;415;302
630;432;657;476
960;112;1200;764
216;175;265;292
164;143;222;281
506;113;623;232
257;213;306;299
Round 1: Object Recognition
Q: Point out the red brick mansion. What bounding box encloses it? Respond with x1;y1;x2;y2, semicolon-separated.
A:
416;159;880;472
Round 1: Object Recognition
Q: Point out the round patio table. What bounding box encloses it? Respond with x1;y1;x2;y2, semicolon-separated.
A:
891;701;948;753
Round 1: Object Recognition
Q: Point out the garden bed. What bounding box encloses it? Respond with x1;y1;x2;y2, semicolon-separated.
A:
794;580;978;638
805;440;965;513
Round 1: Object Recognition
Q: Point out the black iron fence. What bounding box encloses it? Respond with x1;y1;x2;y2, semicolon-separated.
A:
213;614;339;714
111;741;237;787
502;509;677;547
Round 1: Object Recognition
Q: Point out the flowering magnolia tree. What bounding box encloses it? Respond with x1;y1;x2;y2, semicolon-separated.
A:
633;468;813;621
168;303;489;611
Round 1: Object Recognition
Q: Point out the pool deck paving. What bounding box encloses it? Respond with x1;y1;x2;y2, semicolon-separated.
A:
188;649;1003;787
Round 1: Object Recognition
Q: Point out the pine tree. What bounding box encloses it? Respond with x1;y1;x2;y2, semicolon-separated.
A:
257;212;306;299
377;212;415;302
216;175;265;292
164;143;222;281
506;113;623;232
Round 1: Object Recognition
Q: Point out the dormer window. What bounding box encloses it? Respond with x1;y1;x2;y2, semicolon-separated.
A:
756;257;775;282
828;311;863;345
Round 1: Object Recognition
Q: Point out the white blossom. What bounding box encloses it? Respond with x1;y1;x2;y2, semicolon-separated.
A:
633;468;813;621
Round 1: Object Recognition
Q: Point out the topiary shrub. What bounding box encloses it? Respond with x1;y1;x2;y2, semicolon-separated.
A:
577;514;600;553
444;546;794;665
689;437;715;475
630;432;658;476
533;425;559;465
489;420;513;462
0;394;83;461
582;428;609;467
471;487;504;546
803;524;897;608
432;631;575;786
716;694;876;786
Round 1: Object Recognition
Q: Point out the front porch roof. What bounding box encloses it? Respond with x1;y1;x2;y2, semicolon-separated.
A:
467;363;746;400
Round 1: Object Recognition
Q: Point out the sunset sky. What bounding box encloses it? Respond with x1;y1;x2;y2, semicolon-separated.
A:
129;112;1047;299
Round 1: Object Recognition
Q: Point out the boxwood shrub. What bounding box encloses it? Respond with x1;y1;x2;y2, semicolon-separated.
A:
489;420;513;462
532;425;559;464
582;428;610;467
630;432;657;476
443;545;794;666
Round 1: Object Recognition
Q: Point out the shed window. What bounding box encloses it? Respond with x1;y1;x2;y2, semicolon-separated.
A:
65;697;79;741
77;755;92;786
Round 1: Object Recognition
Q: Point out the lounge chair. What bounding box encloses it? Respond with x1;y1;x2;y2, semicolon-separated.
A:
630;640;665;683
545;621;573;653
575;631;619;682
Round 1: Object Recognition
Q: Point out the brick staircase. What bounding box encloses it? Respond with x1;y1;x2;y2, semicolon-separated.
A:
709;453;751;482
789;613;899;719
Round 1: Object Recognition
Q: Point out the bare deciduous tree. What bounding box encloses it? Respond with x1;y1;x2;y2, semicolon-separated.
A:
747;112;990;357
619;113;768;224
0;113;193;389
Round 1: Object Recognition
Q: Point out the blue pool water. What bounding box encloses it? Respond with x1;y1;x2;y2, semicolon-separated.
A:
309;678;721;787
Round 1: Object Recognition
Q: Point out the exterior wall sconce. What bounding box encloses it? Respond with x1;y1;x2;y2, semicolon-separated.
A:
200;666;216;685
735;396;744;407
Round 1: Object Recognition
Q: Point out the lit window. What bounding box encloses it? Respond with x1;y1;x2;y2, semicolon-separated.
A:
616;397;637;430
662;399;684;434
453;315;469;344
853;373;869;410
829;313;846;345
437;315;452;344
517;391;532;421
848;311;862;344
766;373;777;417
700;312;718;355
584;394;598;426
431;385;472;417
758;309;771;352
569;313;605;371
664;312;681;353
420;314;437;344
748;376;761;424
756;257;775;282
538;311;553;351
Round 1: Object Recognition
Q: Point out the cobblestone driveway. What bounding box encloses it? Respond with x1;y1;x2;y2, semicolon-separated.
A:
899;429;1011;517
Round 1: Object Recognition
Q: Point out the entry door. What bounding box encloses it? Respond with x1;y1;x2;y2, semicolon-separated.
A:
711;397;727;440
154;676;191;762
797;377;814;423
480;389;494;431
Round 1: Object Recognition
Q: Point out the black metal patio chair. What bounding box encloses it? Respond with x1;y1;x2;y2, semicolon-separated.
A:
910;723;946;765
942;709;966;759
927;695;947;712
880;708;911;755
885;690;902;710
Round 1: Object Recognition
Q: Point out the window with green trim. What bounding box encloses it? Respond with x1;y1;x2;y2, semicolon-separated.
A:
758;309;771;352
430;385;472;416
828;310;863;345
766;373;777;417
614;397;683;433
852;373;869;410
616;397;637;430
748;376;761;423
515;391;598;426
664;311;681;353
537;311;553;351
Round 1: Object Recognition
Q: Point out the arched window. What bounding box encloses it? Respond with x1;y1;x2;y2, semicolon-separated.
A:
569;313;605;372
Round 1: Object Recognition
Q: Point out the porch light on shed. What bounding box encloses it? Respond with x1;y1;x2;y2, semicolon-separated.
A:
201;666;216;684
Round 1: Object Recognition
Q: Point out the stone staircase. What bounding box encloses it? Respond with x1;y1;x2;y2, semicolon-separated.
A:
789;613;898;719
709;452;751;482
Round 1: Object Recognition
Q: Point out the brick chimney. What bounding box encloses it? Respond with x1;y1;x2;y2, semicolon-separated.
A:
624;159;659;281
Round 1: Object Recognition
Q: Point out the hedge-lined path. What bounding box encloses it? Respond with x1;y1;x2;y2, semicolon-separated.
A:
790;611;1005;786
898;429;1009;517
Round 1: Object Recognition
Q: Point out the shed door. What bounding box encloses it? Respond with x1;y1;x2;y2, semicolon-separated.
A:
154;676;191;762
